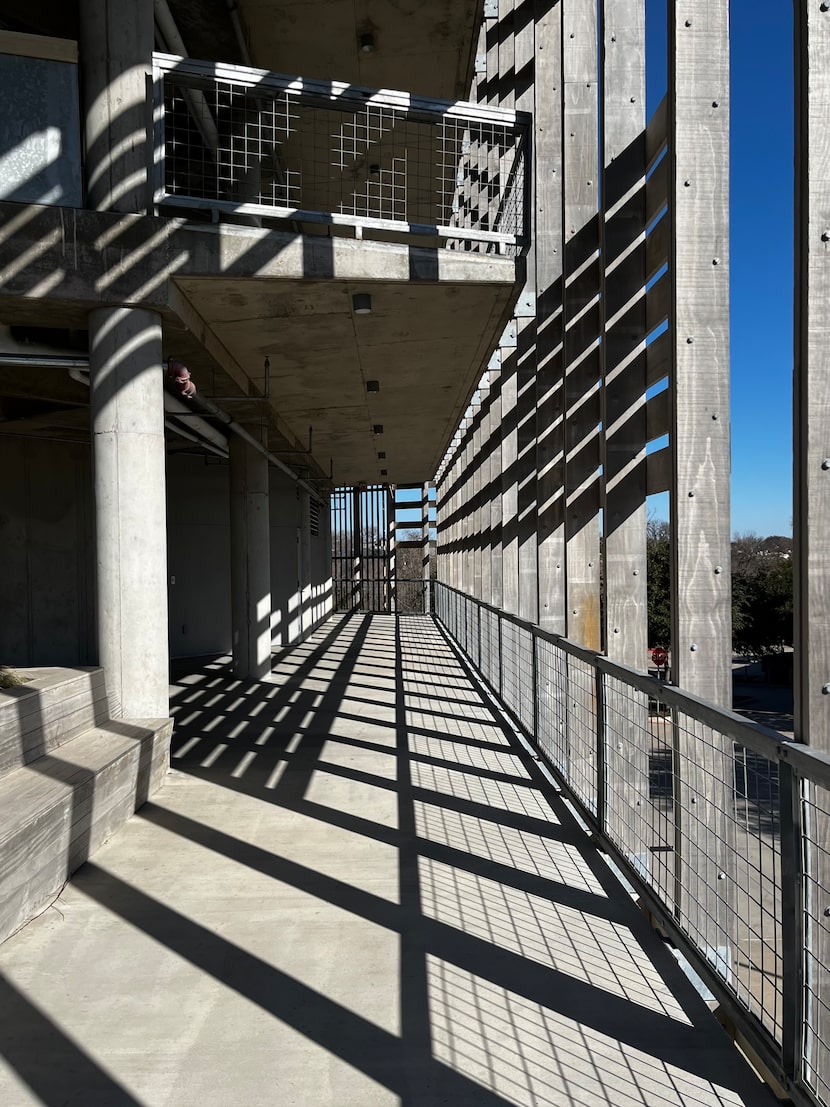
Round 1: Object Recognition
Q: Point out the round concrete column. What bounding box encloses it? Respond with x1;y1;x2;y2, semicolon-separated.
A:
89;307;168;717
229;435;272;679
80;0;154;213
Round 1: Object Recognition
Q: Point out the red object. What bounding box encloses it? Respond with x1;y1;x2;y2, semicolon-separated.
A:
651;646;668;668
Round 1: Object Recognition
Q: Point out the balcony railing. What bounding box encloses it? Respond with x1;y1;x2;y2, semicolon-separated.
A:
435;580;830;1107
152;54;529;256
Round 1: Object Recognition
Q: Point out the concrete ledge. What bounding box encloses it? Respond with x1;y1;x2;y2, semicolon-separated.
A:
0;718;172;944
0;668;111;776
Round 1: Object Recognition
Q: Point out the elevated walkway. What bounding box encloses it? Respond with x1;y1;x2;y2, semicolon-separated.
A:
0;616;775;1105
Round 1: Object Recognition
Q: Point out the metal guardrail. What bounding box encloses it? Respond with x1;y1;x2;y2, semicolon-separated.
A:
152;54;529;255
434;580;830;1107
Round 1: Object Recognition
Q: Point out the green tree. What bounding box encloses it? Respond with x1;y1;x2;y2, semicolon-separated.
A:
647;518;671;647
731;533;793;656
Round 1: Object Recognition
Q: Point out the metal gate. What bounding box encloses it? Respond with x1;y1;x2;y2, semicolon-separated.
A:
331;484;434;613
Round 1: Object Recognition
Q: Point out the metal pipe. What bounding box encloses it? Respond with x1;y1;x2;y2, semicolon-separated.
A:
153;0;221;155
0;353;91;370
164;417;228;459
225;0;253;65
68;363;230;454
189;391;322;499
62;353;324;498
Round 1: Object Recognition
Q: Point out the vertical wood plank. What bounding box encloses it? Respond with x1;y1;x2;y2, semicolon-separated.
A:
670;0;731;703
794;2;830;1091
669;0;732;963
600;0;649;867
563;0;602;650
489;351;504;608
601;0;647;667
535;0;566;633
514;0;539;625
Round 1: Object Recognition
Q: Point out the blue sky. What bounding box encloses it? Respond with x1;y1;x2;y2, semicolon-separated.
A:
647;1;794;537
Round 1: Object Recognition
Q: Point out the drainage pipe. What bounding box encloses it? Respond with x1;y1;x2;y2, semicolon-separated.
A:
66;364;230;455
153;0;220;155
189;391;323;499
58;357;324;495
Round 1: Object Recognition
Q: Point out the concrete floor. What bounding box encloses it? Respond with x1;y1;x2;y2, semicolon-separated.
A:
0;615;777;1106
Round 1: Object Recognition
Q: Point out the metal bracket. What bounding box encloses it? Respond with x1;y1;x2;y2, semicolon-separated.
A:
499;319;518;348
515;291;535;318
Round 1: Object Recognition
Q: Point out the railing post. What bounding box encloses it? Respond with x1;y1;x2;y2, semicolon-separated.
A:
780;757;805;1083
595;664;606;833
498;613;504;701
671;704;683;918
531;631;540;756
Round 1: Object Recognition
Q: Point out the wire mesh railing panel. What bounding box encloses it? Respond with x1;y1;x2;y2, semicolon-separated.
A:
432;582;830;1100
731;743;784;1042
671;709;784;1043
802;783;830;1105
536;636;569;778
565;653;598;815
471;601;482;669
500;620;522;721
603;674;676;908
499;620;535;732
155;57;527;253
480;607;500;691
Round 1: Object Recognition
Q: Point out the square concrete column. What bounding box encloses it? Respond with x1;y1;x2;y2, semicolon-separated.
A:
229;435;272;679
89;306;169;717
80;0;154;214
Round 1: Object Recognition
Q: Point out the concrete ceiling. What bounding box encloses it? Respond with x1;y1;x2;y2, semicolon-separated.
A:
173;273;515;485
234;0;481;101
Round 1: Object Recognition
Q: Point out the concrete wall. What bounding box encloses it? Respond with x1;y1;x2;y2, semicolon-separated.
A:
0;444;331;667
0;437;95;666
269;471;332;647
167;454;232;659
167;454;331;658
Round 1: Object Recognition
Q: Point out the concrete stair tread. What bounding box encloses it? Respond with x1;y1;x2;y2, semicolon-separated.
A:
0;716;171;942
0;668;113;777
0;668;106;720
0;719;171;844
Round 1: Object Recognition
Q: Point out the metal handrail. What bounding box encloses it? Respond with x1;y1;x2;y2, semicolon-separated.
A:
433;579;828;1107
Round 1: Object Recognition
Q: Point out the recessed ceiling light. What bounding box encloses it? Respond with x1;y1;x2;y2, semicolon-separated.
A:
377;451;386;459
352;292;372;314
380;469;388;476
366;380;379;392
360;32;375;52
373;424;384;434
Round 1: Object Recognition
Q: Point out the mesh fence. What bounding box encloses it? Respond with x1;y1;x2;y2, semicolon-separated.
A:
157;62;526;254
433;581;830;1104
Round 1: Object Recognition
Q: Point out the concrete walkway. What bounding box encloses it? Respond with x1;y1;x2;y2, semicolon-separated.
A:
0;615;775;1106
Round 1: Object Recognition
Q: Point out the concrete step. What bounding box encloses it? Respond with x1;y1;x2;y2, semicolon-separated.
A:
0;717;172;944
0;668;112;778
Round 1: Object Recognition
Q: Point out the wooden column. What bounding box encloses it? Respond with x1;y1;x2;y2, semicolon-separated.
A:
535;0;566;634
489;351;504;609
794;2;830;1089
599;0;649;863
562;0;602;650
669;0;732;963
669;1;731;704
601;0;647;666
